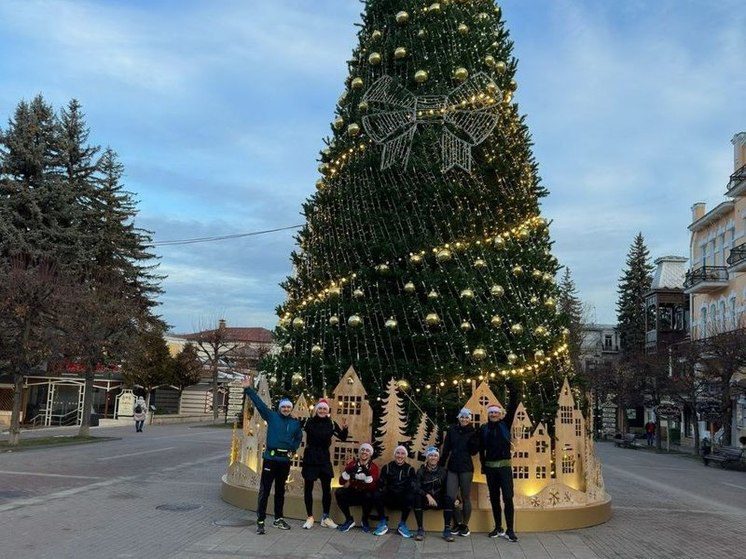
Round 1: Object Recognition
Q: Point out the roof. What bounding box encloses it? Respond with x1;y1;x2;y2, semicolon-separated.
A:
688;200;735;232
177;327;274;344
651;256;688;289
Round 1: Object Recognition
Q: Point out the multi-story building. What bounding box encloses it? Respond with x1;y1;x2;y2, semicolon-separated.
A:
684;132;746;445
580;324;621;376
644;256;690;353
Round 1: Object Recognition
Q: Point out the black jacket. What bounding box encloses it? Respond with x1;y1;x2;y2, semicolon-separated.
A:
440;423;479;473
378;461;416;495
301;415;348;466
415;464;448;497
478;420;512;464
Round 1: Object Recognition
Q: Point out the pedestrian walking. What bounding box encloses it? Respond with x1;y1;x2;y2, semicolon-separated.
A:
133;401;147;433
301;398;348;530
645;421;655;446
479;404;518;543
440;407;479;536
242;375;303;535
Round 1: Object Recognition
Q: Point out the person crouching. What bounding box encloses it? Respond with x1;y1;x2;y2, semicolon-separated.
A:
335;443;380;533
413;446;455;542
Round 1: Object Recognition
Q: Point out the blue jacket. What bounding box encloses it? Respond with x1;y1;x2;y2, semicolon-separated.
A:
245;387;302;463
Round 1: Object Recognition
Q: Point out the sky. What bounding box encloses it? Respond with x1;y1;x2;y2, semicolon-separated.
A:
0;0;744;333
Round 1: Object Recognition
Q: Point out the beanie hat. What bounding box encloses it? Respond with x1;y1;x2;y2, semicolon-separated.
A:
278;397;293;408
316;398;330;411
359;442;374;454
425;446;440;457
394;445;408;456
457;407;472;419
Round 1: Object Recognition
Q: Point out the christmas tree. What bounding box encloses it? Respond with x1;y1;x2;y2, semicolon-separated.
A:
271;0;571;424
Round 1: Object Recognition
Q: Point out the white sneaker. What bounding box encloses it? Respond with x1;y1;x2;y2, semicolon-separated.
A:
303;516;314;530
320;516;338;529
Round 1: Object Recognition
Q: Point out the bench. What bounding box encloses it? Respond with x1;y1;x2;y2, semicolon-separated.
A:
703;447;745;469
614;433;637;449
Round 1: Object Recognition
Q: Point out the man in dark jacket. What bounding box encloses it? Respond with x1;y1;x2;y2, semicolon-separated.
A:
440;407;479;536
242;375;303;535
414;446;455;542
479;404;518;542
373;445;416;537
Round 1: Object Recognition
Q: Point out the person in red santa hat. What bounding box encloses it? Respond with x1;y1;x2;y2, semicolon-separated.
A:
301;398;348;529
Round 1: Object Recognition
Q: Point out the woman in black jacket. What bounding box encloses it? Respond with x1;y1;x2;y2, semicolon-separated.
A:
301;398;348;529
440;407;479;536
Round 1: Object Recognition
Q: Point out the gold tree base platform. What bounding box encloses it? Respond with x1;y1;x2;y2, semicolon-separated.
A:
221;475;612;532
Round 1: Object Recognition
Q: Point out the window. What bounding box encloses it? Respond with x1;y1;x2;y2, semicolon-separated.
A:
560;405;573;424
604;334;612;349
512;466;529;479
719;301;726;330
700;243;708;266
561;455;575;474
700;307;707;338
535;440;548;453
338;395;362;415
535;466;547;479
730;298;737;328
575;417;582;437
674;306;685;331
512;450;529;459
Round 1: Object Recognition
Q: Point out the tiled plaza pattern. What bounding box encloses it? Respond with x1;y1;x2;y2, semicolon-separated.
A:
1;424;744;558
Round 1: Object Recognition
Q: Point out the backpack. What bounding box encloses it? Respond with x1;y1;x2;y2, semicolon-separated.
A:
135;405;142;414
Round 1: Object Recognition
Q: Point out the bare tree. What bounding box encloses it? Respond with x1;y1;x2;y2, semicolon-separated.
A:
189;319;238;421
0;258;61;445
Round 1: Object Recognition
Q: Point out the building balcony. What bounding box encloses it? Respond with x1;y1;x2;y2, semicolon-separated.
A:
683;266;728;294
726;163;746;197
727;243;746;273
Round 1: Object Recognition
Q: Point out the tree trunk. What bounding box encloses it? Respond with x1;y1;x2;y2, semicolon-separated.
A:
78;365;95;437
8;370;25;446
655;420;663;451
721;381;733;446
691;403;701;457
212;359;219;422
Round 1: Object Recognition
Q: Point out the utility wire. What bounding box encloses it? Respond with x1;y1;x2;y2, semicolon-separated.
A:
153;224;303;246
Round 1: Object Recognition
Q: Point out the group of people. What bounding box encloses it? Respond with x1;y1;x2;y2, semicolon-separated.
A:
242;375;518;542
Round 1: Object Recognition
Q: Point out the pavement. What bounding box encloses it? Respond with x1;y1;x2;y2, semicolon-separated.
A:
1;423;745;559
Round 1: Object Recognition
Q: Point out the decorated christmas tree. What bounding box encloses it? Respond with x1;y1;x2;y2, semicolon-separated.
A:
270;0;572;426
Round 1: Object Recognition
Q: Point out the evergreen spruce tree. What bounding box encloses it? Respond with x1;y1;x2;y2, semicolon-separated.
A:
616;233;653;357
557;267;584;374
271;1;571;426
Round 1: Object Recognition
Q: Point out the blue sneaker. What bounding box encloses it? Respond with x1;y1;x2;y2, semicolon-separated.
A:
373;520;388;536
443;529;455;542
361;521;371;533
337;519;355;532
397;522;412;538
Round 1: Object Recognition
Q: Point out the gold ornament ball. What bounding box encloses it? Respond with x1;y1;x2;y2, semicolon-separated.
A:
425;312;440;327
409;253;423;265
375;263;390;274
396;11;410;24
358;100;369;111
315;179;324;191
496;61;507;73
490;284;505;297
368;52;382;65
529;295;539;305
333;116;344;130
347;123;361;136
460;288;474;300
486;81;498;94
396;379;410;390
544;272;554;283
291;372;303;384
518;228;530;239
311;344;323;356
385;317;398;330
347;314;363;328
353;288;364;299
394;47;407;59
371;29;382;41
460;320;472;332
282;343;293;353
351;77;364;90
511;323;524;335
534;349;545;360
544;297;556;308
318;163;327;174
471;347;487;362
512;265;523;276
507;353;518;364
534;325;548;336
490;315;503;328
328;286;341;298
532;269;543;279
484;54;495;67
494;236;506;248
429;3;442;14
436;248;452;262
427;289;439;300
503;91;513;104
474;258;487;269
404;281;416;294
509;79;518;91
561;327;570;337
292;317;305;330
454;67;469;81
414;70;429;83
458;23;469;34
329;315;340;326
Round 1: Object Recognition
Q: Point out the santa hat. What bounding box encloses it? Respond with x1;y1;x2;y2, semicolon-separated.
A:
394;445;408;456
359;442;374;454
425;446;440;458
278;397;293;409
315;398;330;411
457;407;472;419
487;404;504;414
